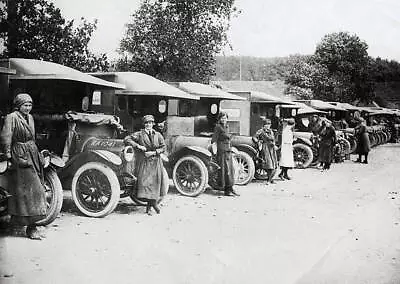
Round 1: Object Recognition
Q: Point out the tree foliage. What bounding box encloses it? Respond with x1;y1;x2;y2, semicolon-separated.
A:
0;0;109;72
284;32;375;103
117;0;238;83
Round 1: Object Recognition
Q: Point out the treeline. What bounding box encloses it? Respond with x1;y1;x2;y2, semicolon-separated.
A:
214;55;400;83
214;56;290;81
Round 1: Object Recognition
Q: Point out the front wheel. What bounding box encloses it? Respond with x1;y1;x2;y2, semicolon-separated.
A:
172;155;208;197
36;169;63;226
293;143;313;169
234;151;255;185
71;162;120;217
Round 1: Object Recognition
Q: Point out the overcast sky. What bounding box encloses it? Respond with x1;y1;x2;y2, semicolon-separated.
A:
52;0;400;61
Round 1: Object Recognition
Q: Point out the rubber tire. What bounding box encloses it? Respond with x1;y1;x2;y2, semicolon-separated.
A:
172;155;208;197
36;169;63;226
71;162;120;217
348;137;357;154
338;137;351;155
293;143;313;169
234;151;255;185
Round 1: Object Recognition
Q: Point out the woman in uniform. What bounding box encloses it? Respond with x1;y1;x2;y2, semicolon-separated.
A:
124;115;168;215
318;119;337;170
278;118;295;180
1;93;47;240
253;118;278;184
211;112;239;197
354;117;371;164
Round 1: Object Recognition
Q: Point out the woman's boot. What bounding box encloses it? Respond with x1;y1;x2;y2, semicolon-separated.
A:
26;225;42;240
151;199;160;214
278;168;285;180
363;154;368;164
146;201;152;215
283;168;291;180
267;169;275;184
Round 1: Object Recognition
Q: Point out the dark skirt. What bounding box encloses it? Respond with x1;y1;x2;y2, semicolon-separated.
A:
319;142;334;163
216;150;235;189
356;133;371;154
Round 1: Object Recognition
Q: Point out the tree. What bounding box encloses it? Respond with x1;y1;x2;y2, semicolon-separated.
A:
117;0;238;83
314;32;374;103
0;0;109;72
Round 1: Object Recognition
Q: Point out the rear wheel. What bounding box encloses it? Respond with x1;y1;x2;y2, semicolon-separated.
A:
71;162;120;217
234;151;255;185
293;143;313;169
36;169;63;226
172;155;208;197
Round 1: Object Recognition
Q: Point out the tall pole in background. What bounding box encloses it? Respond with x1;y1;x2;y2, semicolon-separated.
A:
239;55;242;81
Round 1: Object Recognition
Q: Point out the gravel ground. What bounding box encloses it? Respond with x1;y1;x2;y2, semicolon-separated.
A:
1;144;400;284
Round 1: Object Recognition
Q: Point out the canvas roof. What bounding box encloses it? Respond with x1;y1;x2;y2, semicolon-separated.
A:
171;82;246;100
90;72;199;100
228;90;297;105
295;99;347;111
295;102;327;115
3;58;124;89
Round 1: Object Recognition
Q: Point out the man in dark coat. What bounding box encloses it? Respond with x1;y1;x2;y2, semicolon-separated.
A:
354;117;371;164
1;93;47;240
124;115;167;215
211;112;239;197
318;119;337;170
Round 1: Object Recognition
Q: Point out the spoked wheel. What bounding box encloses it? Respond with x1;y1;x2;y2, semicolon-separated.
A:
36;169;63;226
293;143;313;169
172;155;208;197
255;167;269;180
233;151;255;185
118;172;146;206
71;162;120;217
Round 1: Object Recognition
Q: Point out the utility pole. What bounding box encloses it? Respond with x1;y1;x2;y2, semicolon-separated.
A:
239;55;242;81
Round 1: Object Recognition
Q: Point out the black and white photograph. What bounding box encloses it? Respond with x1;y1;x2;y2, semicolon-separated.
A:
0;0;400;283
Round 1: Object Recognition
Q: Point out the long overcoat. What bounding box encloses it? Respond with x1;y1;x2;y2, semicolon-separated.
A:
1;111;46;225
318;125;337;163
124;129;167;200
355;124;371;154
211;123;235;189
280;126;294;168
253;128;277;170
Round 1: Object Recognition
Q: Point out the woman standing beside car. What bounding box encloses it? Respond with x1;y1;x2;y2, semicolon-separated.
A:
253;118;278;185
211;112;239;197
1;93;47;240
124;114;168;215
278;118;295;180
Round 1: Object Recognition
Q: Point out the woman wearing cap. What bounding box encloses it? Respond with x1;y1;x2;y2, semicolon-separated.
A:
318;119;337;170
124;114;168;215
253;118;278;184
278;118;295;180
0;93;47;240
354;117;370;164
211;112;239;196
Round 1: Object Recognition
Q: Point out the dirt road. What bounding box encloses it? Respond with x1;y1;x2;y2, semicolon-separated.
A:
1;144;400;284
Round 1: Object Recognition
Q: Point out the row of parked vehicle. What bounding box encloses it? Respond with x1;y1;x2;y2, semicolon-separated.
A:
0;58;399;222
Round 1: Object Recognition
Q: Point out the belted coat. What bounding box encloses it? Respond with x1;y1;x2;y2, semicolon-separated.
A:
1;111;46;225
253;128;278;170
211;123;235;189
124;129;167;200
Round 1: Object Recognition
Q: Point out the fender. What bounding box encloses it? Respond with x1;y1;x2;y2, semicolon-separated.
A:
294;137;312;147
49;153;65;168
90;150;122;166
171;146;212;165
233;144;257;158
184;146;212;158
